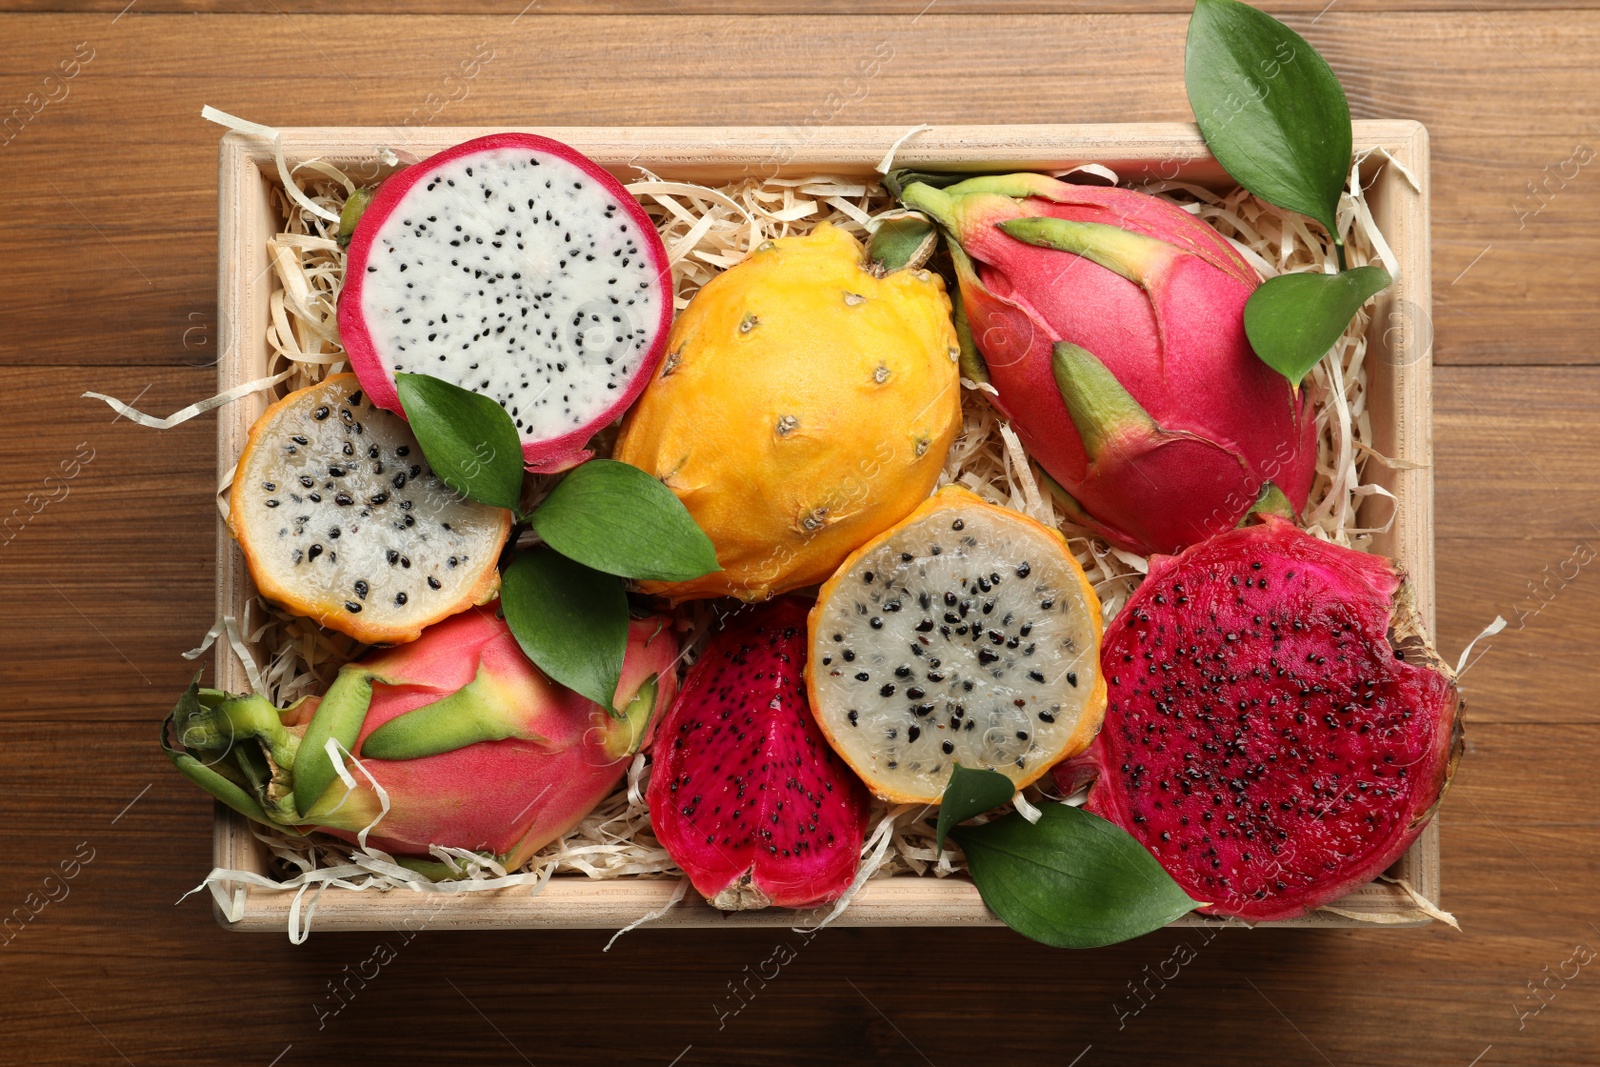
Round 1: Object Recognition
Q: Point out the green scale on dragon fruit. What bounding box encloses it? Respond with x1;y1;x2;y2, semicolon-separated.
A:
163;604;678;874
897;172;1316;556
339;133;674;474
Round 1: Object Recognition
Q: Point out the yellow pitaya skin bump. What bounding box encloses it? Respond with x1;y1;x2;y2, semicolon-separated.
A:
615;222;962;602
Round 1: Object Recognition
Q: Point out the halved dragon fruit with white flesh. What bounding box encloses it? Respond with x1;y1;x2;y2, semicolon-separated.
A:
338;133;673;474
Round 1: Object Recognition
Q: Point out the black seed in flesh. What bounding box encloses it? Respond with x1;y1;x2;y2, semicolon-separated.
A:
395;592;408;606
428;576;441;589
345;601;362;613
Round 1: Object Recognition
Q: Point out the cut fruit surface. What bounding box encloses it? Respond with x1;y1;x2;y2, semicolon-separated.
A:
807;486;1106;803
1064;517;1465;921
338;132;674;473
648;599;871;910
230;374;511;644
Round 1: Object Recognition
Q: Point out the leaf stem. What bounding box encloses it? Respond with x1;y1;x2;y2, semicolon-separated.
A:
1334;238;1348;272
498;519;531;574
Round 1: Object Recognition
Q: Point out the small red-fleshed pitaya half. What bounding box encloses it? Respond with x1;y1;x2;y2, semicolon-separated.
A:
163;604;678;872
649;599;871;911
1054;518;1464;922
895;172;1316;556
338;132;674;474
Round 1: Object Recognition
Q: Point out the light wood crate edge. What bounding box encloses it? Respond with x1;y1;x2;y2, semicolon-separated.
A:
212;122;1438;933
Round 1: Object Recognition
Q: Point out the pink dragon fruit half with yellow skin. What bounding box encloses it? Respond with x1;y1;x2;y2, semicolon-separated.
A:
895;172;1316;556
162;604;677;873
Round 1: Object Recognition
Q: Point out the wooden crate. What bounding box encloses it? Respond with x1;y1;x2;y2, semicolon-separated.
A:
213;123;1435;932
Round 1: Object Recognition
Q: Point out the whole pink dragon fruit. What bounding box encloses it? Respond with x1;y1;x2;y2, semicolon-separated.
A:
338;132;674;474
1055;518;1464;922
163;604;677;872
649;599;871;910
895;172;1316;556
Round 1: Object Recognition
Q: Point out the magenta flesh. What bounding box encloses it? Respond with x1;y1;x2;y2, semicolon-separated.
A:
1061;518;1464;921
648;599;871;911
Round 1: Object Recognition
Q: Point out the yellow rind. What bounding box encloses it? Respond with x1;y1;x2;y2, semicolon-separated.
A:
615;223;961;602
806;485;1108;805
229;374;512;645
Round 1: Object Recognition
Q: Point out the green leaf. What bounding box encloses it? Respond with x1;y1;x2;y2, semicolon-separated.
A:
935;764;1017;853
867;213;939;273
531;459;720;582
951;804;1202;949
1186;0;1352;246
395;373;524;513
1243;266;1391;387
500;548;630;712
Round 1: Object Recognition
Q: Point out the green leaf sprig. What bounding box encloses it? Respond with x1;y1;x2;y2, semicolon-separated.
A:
1185;0;1392;387
934;763;1016;853
934;766;1201;947
396;373;719;712
395;373;524;512
953;805;1204;949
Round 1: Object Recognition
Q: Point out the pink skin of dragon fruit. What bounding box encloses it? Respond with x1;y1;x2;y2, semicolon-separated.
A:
163;604;677;872
338;132;674;474
898;173;1315;555
648;598;871;911
1054;517;1464;922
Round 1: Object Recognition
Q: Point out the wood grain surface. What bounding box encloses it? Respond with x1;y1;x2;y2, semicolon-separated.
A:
1;4;1596;1066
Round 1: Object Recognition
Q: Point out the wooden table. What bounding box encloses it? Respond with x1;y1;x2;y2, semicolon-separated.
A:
3;3;1595;1064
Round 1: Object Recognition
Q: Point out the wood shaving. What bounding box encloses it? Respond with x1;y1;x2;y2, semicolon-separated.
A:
215;151;1392;926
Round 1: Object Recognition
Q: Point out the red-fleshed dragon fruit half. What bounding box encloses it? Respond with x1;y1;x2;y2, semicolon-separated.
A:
649;599;871;910
1055;518;1464;922
338;133;674;474
163;604;678;871
895;172;1316;556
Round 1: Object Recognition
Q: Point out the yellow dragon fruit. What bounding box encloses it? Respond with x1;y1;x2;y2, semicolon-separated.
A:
614;222;961;601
